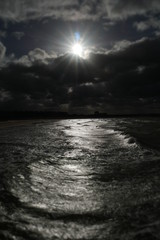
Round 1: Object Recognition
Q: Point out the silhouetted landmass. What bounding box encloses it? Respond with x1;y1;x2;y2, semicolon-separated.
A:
0;111;160;121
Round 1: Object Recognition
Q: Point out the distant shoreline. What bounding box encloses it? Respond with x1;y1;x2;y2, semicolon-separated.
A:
1;111;160;121
0;120;41;129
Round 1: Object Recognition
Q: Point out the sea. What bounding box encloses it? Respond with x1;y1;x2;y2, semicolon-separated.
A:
0;118;160;240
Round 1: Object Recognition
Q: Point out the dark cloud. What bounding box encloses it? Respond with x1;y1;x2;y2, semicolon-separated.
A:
105;0;160;19
0;37;160;113
0;1;160;114
0;0;98;22
0;0;160;23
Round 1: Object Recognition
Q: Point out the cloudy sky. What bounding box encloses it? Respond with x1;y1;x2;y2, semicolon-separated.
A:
0;0;160;114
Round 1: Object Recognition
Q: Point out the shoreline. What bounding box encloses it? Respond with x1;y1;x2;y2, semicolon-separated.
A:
0;120;44;129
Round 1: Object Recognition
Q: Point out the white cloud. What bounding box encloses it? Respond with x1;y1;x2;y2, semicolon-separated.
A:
0;31;7;38
155;31;160;36
134;17;160;31
0;89;11;102
103;37;149;55
15;48;57;66
28;48;50;61
0;42;6;62
112;40;132;51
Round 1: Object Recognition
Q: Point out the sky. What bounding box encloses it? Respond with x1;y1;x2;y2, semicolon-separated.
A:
0;0;160;114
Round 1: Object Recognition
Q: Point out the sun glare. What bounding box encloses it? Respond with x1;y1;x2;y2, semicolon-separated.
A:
72;43;83;57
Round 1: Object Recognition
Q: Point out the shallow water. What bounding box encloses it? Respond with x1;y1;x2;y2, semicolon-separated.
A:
0;118;160;239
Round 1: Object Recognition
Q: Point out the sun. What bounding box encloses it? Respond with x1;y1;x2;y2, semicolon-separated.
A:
72;43;83;57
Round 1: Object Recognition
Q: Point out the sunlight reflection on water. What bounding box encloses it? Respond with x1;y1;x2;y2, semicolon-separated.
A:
62;164;83;174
